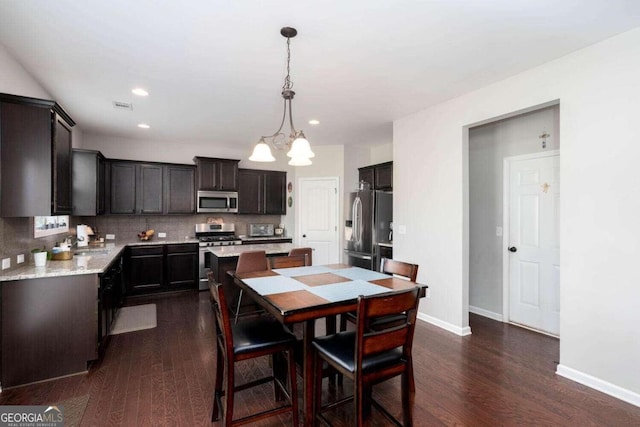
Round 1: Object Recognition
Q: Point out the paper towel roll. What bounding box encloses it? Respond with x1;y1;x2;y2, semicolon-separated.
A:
77;224;89;247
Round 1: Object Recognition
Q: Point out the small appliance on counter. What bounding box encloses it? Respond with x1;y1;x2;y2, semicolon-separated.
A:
248;223;275;237
76;224;89;247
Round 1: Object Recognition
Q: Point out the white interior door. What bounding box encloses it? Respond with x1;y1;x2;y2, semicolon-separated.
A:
298;177;339;265
506;152;560;335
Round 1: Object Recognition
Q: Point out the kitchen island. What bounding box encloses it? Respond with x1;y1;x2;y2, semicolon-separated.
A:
207;243;295;315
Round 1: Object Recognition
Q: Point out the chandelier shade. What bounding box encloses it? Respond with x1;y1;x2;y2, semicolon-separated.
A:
249;138;276;162
249;27;314;166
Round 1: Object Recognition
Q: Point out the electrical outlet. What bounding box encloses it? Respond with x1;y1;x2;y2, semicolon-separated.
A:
2;258;10;270
106;234;115;240
158;232;167;238
398;225;407;235
425;287;431;299
17;254;25;264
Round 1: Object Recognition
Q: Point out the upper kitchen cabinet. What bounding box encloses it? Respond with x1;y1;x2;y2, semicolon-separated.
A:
358;161;393;191
0;93;75;217
193;157;239;191
164;165;195;214
109;160;195;215
110;161;163;215
238;169;286;215
72;149;106;216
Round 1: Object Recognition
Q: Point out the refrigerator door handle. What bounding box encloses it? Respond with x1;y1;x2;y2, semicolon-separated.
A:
344;250;372;260
352;195;363;246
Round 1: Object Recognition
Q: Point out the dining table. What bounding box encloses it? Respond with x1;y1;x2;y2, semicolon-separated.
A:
231;263;427;425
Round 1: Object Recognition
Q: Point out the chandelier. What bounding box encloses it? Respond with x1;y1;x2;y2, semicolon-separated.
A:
249;27;315;166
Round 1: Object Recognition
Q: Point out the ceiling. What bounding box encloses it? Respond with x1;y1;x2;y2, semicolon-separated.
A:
1;1;639;152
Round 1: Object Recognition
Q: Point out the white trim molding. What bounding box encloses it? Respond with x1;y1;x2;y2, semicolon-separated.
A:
417;312;472;336
469;305;503;322
557;364;640;408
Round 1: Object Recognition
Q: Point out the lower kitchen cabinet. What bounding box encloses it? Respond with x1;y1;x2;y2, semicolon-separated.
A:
124;243;198;295
1;275;97;387
98;255;123;356
166;244;198;289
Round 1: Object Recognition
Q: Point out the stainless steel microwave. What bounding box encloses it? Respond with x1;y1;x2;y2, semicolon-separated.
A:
197;191;238;213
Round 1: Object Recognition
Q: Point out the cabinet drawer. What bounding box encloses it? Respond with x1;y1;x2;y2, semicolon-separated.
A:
129;245;164;256
166;243;198;254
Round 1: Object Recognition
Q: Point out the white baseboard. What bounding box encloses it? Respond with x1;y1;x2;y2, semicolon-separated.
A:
417;312;472;336
469;305;503;322
556;364;640;408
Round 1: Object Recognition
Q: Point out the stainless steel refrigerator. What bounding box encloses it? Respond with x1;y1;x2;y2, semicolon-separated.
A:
344;190;393;270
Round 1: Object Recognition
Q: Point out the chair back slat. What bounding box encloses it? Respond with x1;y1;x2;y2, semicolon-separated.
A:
289;247;313;265
361;325;410;356
380;258;419;282
269;254;307;269
361;288;419;318
236;250;269;274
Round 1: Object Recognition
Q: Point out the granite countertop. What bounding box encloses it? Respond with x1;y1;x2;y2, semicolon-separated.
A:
0;238;200;282
208;243;295;258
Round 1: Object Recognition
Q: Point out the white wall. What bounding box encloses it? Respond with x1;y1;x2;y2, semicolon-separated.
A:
394;27;640;402
0;43;84;146
0;43;50;99
469;106;560;317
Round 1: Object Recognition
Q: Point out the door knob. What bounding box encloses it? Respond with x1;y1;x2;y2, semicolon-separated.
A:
302;234;307;238
508;246;517;253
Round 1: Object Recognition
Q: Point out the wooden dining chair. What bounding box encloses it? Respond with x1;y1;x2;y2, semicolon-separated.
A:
312;288;420;426
340;258;419;331
234;250;269;323
269;254;307;269
210;281;299;426
289;247;313;265
339;258;420;391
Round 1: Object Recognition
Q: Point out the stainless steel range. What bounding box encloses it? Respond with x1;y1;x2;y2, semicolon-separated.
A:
195;223;241;290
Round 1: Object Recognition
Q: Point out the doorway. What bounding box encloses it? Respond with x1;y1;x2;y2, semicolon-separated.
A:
503;151;560;336
468;104;560;335
297;177;340;264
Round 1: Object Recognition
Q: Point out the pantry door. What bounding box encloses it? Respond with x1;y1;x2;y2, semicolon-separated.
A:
505;151;560;336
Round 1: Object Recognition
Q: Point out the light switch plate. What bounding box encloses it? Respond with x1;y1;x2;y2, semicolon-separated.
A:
158;232;167;238
17;254;25;264
2;258;10;270
496;226;503;237
106;234;115;240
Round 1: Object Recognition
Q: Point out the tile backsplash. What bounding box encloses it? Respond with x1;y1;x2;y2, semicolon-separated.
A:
79;214;284;242
0;214;285;273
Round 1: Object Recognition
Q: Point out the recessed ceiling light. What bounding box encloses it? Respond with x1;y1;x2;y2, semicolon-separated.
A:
132;88;149;97
308;119;320;125
137;123;150;129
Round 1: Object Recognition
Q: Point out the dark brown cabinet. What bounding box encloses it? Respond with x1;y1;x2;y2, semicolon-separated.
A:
109;161;194;215
194;157;239;191
166;244;198;289
139;164;164;214
164;165;195;214
98;255;122;357
109;162;137;214
358;161;393;191
238;169;286;215
124;243;198;295
0;93;75;217
72;149;106;216
124;245;165;294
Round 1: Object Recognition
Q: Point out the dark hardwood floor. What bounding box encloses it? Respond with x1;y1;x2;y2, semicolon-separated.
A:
1;291;639;426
